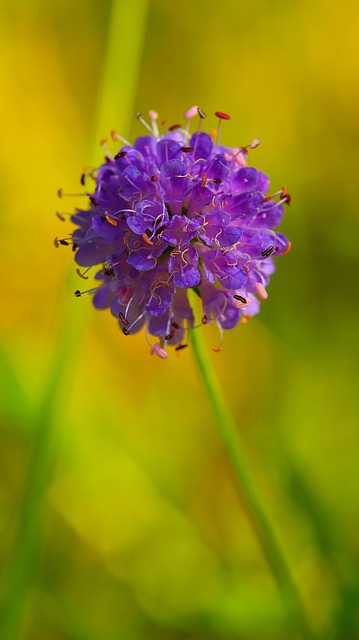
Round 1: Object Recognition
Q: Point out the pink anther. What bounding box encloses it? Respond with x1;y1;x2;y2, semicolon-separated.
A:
150;343;168;359
148;110;158;120
184;106;199;119
250;138;261;149
255;282;268;300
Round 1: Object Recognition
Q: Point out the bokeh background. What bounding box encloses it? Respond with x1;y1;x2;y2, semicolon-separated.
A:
1;0;359;638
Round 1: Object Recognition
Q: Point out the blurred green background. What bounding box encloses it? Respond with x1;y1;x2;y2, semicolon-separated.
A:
0;0;358;638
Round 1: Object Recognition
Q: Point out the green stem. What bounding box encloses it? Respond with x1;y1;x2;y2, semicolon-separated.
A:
0;1;148;638
189;326;314;639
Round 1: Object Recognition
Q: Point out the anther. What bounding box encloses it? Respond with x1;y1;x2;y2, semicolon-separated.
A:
175;344;188;351
110;129;131;146
172;322;180;329
181;146;194;153
212;178;222;184
212;346;221;352
150;342;168;359
105;214;118;227
168;124;181;131
55;212;65;222
282;241;292;255
103;267;114;276
202;315;208;325
201;174;207;187
74;290;81;297
184;106;199;120
72;243;78;252
255;282;268;300
215;111;231;120
119;312;130;326
151;175;158;182
250;138;261;149
165;329;175;340
197;108;206;119
280;185;291;205
261;245;275;257
234;294;247;303
76;268;89;280
80;173;86;186
54;237;59;248
89;196;97;206
123;327;130;335
142;233;153;245
114;150;128;159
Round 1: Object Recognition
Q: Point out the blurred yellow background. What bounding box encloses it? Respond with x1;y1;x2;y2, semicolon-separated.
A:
1;0;358;638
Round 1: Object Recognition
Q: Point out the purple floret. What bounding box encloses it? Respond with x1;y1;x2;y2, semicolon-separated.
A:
69;108;291;356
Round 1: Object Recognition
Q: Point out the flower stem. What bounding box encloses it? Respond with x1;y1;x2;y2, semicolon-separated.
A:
189;326;315;639
0;2;148;638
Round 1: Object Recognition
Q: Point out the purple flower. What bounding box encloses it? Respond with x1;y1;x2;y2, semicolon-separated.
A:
64;108;291;357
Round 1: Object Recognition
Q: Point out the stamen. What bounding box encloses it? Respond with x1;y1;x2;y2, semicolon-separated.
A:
196;107;206;132
136;111;154;134
175;344;188;351
184;106;199;120
142;233;154;245
201;174;207;187
233;294;247;303
215;111;231;120
282;241;292;255
151;175;158;182
99;138;115;162
215;111;231;146
110;129;131;146
255;282;268;300
250;138;261;149
57;188;87;198
76;267;89;280
74;285;102;297
168;123;181;131
119;311;130;326
114;150;128;159
54;236;73;247
261;245;275;257
80;173;86;186
55;211;66;221
103;266;114;276
280;185;291;205
212;346;221;353
181;146;194;153
202;315;208;325
165;328;175;340
105;214;118;226
150;342;168;359
149;110;159;137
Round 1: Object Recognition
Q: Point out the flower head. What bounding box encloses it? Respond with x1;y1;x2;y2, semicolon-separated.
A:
60;108;291;357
